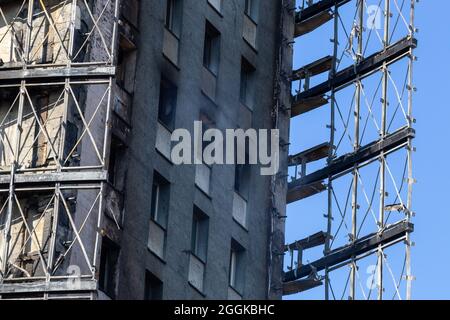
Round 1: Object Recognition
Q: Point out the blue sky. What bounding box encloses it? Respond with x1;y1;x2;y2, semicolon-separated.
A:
285;0;449;300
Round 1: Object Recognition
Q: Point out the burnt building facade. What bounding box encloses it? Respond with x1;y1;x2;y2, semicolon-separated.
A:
0;0;293;300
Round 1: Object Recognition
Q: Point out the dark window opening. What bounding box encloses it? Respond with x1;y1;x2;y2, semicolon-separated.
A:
165;0;183;37
108;135;127;191
158;77;178;131
240;58;256;109
244;0;258;21
116;41;137;93
235;162;251;199
99;237;120;299
203;21;221;75
122;0;140;27
144;271;163;300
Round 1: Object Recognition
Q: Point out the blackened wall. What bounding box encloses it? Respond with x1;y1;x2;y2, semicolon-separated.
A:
117;0;292;300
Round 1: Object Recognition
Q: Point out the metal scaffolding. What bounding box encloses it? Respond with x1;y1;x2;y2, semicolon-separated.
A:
284;0;416;300
0;0;129;299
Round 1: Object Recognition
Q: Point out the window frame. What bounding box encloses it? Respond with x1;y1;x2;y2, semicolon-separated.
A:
150;172;170;229
144;271;164;300
244;0;258;23
191;207;209;263
165;0;182;38
229;240;246;295
99;237;120;299
203;21;221;76
229;250;238;288
239;58;256;109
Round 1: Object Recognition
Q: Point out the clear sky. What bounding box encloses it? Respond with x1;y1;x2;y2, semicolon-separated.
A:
286;0;449;300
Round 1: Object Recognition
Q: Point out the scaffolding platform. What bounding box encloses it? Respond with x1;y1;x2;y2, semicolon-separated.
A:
288;127;415;190
292;56;333;81
284;220;414;282
294;37;417;103
291;95;329;118
287;180;327;204
295;0;351;24
295;11;333;37
285;231;328;252
283;278;323;296
289;143;332;167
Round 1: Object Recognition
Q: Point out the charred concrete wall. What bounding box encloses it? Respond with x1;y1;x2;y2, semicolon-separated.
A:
115;0;292;300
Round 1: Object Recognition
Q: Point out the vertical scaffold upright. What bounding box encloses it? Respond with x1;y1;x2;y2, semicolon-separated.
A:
284;0;417;300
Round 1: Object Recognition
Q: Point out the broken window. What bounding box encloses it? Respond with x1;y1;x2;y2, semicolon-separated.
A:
144;271;163;300
122;0;140;28
108;135;127;191
158;77;178;131
240;58;256;109
203;21;221;76
191;207;209;262
117;5;138;93
99;237;120;299
116;44;137;93
229;239;246;295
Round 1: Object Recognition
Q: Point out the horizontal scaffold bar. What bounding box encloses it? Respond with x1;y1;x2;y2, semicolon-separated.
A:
288;142;332;167
295;0;352;24
288;126;415;191
0;279;97;295
293;37;417;104
0;66;116;84
292;56;333;81
283;220;414;282
0;170;108;186
283;278;323;296
285;231;328;252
